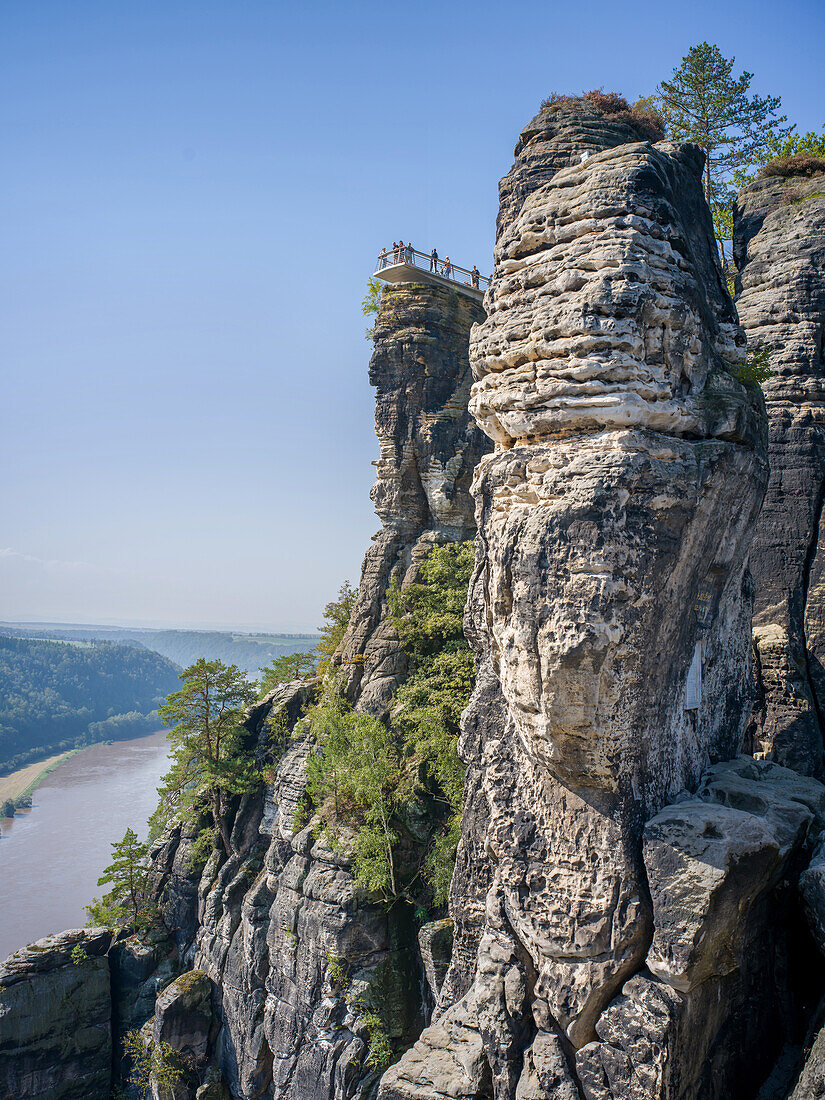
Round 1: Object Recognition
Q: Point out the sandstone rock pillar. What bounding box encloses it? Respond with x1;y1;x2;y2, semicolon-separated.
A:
380;97;768;1100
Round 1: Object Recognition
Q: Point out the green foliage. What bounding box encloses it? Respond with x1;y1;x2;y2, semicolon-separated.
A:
737;125;825;186
121;1031;192;1100
86;827;154;933
151;659;259;856
389;542;474;659
362;277;383;340
306;677;409;899
361;1009;393;1070
0;635;179;774
389;542;475;903
1;798;14;818
316;581;358;676
730;345;772;386
655;42;789;266
306;543;475;908
327;950;349;990
362;278;399;340
70;943;92;967
259;651;317;694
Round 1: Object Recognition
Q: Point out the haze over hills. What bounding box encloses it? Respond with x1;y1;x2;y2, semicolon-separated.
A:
0;622;319;680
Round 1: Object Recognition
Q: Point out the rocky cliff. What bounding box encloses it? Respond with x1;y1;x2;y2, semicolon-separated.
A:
380;98;825;1100
336;280;488;714
734;166;825;778
0;929;113;1100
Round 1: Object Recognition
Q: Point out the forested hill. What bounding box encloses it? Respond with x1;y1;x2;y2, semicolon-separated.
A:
0;636;180;774
0;625;319;679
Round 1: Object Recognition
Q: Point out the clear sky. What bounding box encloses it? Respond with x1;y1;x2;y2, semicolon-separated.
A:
2;0;823;631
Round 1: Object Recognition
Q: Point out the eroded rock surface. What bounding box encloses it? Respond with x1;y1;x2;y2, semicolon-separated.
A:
0;928;112;1100
734;170;825;777
381;96;771;1100
336;280;488;715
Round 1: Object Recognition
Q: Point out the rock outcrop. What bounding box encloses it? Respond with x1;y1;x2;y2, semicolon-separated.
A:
0;928;113;1100
379;96;798;1100
734;168;825;778
336;280;488;714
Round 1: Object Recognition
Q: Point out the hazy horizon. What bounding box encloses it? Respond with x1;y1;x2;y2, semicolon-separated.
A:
0;615;321;636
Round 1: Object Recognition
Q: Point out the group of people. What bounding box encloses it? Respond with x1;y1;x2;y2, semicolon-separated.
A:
377;242;482;289
377;241;414;267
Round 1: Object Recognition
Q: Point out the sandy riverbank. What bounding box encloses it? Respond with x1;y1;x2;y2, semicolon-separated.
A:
0;750;80;807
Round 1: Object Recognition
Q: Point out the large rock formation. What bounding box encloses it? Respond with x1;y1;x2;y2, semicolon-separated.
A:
0;928;113;1100
734;167;825;778
336;280;488;714
378;96;821;1100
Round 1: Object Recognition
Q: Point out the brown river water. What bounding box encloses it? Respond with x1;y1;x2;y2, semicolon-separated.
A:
0;729;171;961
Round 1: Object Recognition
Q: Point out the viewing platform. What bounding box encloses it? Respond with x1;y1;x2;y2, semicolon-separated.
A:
373;246;489;302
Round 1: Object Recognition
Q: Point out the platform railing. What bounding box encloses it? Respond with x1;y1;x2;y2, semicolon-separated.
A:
375;245;490;291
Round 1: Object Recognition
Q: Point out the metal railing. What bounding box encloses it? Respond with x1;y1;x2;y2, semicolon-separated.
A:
374;245;490;291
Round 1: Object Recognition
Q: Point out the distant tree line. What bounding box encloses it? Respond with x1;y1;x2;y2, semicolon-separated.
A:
0;636;180;774
0;626;319;679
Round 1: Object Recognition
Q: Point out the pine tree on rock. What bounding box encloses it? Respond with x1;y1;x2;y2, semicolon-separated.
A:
155;658;258;858
656;41;789;266
87;827;150;931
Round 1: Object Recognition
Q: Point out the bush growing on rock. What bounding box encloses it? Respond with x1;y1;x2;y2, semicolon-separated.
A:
539;89;665;141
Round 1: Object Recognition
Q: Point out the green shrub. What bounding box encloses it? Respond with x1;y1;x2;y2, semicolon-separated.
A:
730;346;772;386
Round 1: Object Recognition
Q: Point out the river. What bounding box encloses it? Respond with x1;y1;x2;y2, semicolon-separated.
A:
0;729;171;962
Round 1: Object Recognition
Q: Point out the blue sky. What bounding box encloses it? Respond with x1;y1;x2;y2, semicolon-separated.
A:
2;0;823;631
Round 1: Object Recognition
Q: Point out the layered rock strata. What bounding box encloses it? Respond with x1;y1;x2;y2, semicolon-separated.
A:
734;170;825;777
380;99;780;1100
336;280;488;714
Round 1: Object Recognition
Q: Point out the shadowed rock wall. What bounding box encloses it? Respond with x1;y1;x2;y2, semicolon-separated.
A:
734;170;825;778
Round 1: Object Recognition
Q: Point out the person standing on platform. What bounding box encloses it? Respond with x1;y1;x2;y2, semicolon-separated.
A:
405;241;413;264
430;248;438;272
442;257;452;278
471;265;480;288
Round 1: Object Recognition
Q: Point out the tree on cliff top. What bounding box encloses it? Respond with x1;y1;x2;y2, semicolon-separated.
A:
656;42;789;266
153;659;258;857
259;650;317;693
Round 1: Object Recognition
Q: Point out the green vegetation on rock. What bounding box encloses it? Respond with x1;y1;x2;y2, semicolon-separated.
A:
316;581;358;676
259;650;317;692
151;659;259;857
86;827;156;933
655;41;789;267
306;542;475;908
121;1030;192;1100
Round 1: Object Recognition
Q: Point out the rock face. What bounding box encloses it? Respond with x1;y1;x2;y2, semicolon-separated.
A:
185;711;423;1100
0;928;112;1100
380;97;787;1100
336;280;488;714
734;170;825;778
